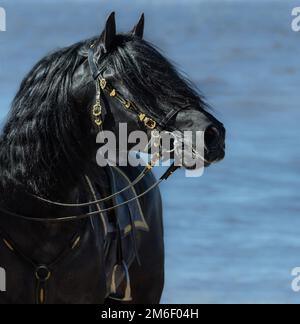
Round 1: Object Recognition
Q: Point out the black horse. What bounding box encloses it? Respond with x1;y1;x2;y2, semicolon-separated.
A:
0;13;225;304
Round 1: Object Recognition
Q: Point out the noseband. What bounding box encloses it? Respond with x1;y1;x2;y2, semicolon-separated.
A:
0;45;183;223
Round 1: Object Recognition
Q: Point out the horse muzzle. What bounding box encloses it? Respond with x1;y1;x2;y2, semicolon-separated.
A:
204;124;226;165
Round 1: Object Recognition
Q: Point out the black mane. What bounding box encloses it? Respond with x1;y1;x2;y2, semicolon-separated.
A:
0;40;89;195
0;34;207;197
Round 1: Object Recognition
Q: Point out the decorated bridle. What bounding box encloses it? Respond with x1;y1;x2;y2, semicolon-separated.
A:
88;44;181;132
0;43;183;223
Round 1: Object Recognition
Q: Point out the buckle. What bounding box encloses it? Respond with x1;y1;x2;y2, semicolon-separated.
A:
144;118;156;130
139;114;157;130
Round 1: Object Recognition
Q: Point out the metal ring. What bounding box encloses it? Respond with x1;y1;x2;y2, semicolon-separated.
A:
93;105;102;117
35;265;51;282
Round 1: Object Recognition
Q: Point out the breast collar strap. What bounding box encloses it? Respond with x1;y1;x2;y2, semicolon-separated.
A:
0;225;86;304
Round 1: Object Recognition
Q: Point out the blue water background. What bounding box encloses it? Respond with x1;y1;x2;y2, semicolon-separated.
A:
0;0;300;303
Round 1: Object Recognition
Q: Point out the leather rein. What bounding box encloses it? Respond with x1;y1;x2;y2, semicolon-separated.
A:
0;45;183;223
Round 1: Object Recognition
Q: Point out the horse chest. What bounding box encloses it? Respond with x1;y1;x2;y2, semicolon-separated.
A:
0;219;107;304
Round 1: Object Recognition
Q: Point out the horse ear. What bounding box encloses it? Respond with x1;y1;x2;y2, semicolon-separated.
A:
99;12;116;53
131;13;145;39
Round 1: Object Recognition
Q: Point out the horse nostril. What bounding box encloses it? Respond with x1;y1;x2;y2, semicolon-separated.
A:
204;126;220;149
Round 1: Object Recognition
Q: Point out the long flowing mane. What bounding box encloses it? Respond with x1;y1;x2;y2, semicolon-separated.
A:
0;40;89;194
